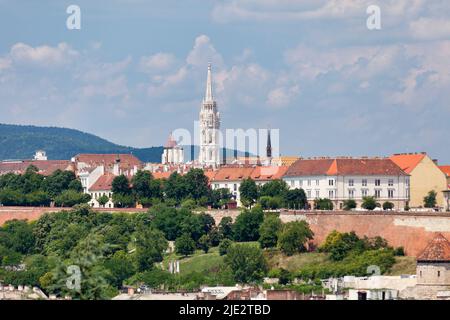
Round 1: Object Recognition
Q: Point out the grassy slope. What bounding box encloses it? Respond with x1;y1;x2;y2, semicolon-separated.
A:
163;245;417;277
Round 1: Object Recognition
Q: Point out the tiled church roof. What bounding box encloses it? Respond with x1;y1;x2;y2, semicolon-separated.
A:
417;233;450;262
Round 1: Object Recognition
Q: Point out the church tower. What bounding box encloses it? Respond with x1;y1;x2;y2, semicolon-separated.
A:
199;63;220;166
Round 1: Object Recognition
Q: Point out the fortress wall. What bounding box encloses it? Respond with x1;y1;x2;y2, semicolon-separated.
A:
1;206;449;257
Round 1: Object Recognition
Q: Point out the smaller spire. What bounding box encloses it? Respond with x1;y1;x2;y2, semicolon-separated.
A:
204;63;213;102
266;127;272;158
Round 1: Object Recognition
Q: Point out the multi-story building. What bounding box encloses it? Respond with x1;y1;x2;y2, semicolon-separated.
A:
390;153;448;209
210;165;288;206
282;157;410;210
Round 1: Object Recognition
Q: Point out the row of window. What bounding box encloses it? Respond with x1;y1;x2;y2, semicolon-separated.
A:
305;188;399;199
289;178;402;188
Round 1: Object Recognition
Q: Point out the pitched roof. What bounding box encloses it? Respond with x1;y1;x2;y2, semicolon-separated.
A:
89;174;116;191
284;158;407;177
73;154;142;169
389;153;426;174
250;166;289;181
0;160;73;176
417;233;450;262
211;166;256;181
152;172;173;180
439;165;450;177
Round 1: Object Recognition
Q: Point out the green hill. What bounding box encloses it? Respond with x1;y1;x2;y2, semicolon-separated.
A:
0;123;250;163
0;123;163;162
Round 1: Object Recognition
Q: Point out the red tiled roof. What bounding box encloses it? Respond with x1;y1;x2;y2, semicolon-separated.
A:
211;166;256;181
0;160;73;176
417;233;450;262
439;165;450;177
89;174;115;191
389;153;426;174
250;166;289;181
152;172;173;180
284;158;407;177
73;154;142;168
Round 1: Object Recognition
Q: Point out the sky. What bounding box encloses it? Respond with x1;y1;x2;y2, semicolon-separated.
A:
0;0;449;163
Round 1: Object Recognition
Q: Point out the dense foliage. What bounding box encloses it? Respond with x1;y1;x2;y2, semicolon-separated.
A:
0;167;89;207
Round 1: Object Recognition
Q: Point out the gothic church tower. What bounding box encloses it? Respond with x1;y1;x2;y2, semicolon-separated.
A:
199;63;220;166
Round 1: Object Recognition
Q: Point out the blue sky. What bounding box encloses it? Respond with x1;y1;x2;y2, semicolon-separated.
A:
0;0;449;163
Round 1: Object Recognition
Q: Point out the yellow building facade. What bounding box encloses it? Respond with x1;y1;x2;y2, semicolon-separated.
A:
390;153;448;209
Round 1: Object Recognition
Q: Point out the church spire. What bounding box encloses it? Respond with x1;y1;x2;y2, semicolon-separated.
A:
204;63;213;102
266;128;272;158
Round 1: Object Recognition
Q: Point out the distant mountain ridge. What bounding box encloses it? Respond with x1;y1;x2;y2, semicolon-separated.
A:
0;123;250;163
0;123;163;162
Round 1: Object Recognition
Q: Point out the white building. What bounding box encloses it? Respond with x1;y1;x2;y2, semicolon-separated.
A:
198;63;221;167
161;133;184;165
282;157;410;210
33;150;47;161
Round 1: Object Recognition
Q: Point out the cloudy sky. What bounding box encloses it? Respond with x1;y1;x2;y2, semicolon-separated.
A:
0;0;449;162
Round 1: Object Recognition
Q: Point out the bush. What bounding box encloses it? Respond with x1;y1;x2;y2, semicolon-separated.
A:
394;247;405;256
232;206;264;242
258;214;282;249
198;234;210;253
314;198;333;210
361;196;377;211
343;199;357;211
54;190;91;207
219;239;233;256
382;202;394;211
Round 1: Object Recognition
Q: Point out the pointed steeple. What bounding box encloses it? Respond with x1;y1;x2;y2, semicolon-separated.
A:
204;63;213;102
266;128;272;158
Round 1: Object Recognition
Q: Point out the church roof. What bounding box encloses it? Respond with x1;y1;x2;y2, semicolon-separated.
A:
164;134;177;148
417;233;450;262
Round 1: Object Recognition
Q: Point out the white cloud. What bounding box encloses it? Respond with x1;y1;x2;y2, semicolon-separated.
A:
410;17;450;40
139;52;176;72
9;42;78;67
266;85;300;108
186;35;224;68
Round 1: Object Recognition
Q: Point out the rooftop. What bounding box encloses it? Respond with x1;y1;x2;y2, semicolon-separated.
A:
417;233;450;262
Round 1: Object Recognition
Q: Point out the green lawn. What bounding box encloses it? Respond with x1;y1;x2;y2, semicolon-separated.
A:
163;246;224;275
386;256;416;275
264;250;329;272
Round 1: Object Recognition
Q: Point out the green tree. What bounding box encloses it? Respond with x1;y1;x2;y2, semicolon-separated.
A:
111;175;131;195
0;219;35;254
219;239;233;256
97;194;109;207
277;221;314;256
111;193;135;208
284;189;307;209
54;190;91;207
224;243;268;283
103;250;136;288
131;170;154;201
218;216;234;239
239;178;258;207
314;198;334;210
258;214;282;249
175;234;196;256
424;190;437;208
134;226;168;271
382;201;394;210
259;180;289;198
362;196;378;211
232;205;264;242
343;199;357;211
184;169;210;201
163;172;188;203
198;234;210;253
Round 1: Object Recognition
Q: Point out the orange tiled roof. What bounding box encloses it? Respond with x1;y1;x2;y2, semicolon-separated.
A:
250;166;289;181
417;233;450;262
284;158;407;177
439;165;450;176
0;160;73;176
152;172;173;180
89;174;116;191
389;153;426;174
211;166;256;181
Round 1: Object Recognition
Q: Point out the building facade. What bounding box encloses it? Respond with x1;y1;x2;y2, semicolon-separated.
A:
161;133;184;165
198;63;221;167
390;153;447;209
283;158;410;210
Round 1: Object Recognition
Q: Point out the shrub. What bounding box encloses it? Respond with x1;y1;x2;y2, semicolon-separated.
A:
219;239;233;256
